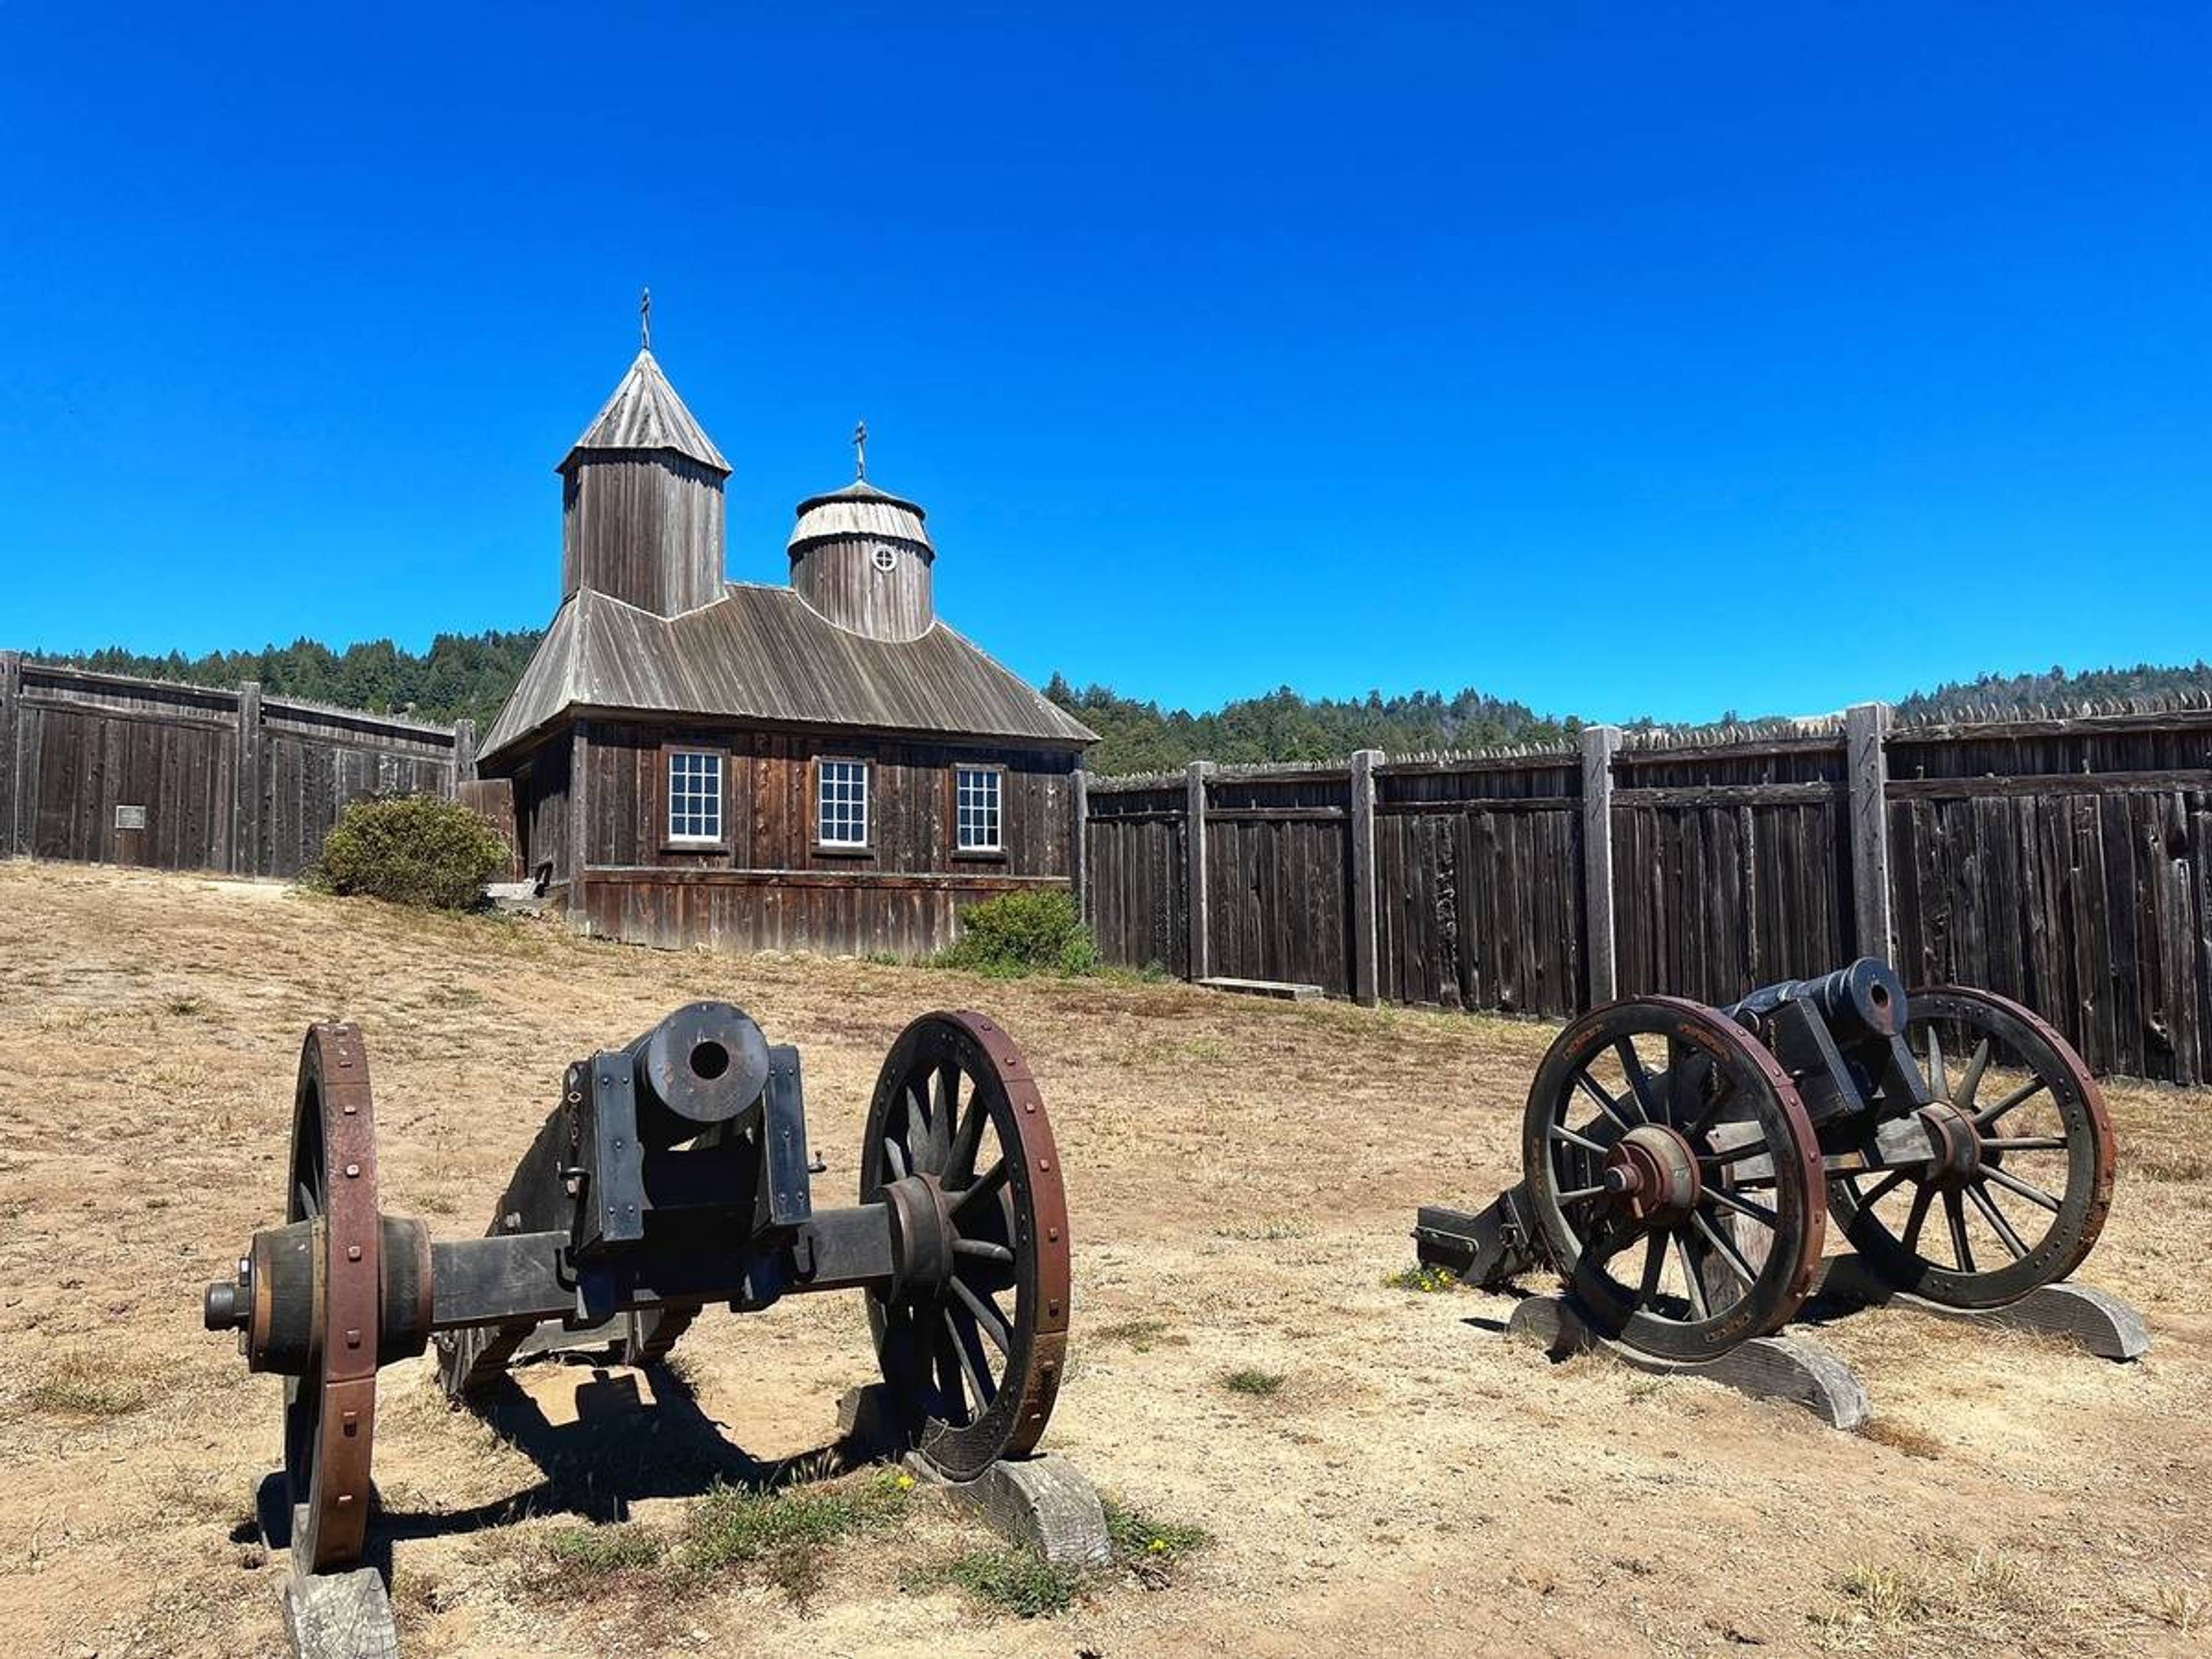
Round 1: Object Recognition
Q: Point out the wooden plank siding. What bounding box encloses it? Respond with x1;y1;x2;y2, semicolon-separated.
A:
1084;706;2212;1082
3;662;468;880
566;719;1078;957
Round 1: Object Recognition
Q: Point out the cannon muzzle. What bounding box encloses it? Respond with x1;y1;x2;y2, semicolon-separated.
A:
624;1001;774;1149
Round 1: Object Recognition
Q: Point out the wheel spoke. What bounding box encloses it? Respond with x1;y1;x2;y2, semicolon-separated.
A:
944;1308;996;1409
1690;1211;1759;1288
1704;1187;1779;1229
1967;1181;2031;1260
884;1136;910;1180
1672;1230;1711;1320
1925;1027;1948;1099
1983;1164;2062;1213
950;1276;1012;1356
1636;1232;1666;1304
1901;1183;1936;1255
946;1093;988;1184
1847;1168;1908;1211
931;1064;961;1170
1684;1075;1737;1137
1700;1139;1772;1170
1943;1189;1975;1273
1615;1039;1660;1123
1550;1122;1609;1155
951;1158;1009;1217
1980;1135;2068;1153
953;1237;1015;1264
1973;1077;2046;1129
1575;1071;1630;1130
1956;1038;1994;1110
1555;1184;1608;1206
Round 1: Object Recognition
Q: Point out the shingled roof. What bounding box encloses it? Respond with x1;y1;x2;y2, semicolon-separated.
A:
480;584;1097;762
560;349;730;475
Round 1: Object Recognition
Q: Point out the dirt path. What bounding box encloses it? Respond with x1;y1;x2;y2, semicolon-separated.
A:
0;863;2205;1657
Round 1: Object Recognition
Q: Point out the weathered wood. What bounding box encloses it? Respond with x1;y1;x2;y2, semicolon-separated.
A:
1812;1252;2152;1361
1507;1293;1871;1430
1196;976;1323;1001
1185;760;1213;983
1350;747;1381;1006
1887;767;2212;798
0;650;19;858
452;717;478;783
1581;725;1622;1003
1847;702;1894;961
234;681;264;876
1070;764;1088;923
1613;782;1843;808
568;722;593;929
280;1567;400;1659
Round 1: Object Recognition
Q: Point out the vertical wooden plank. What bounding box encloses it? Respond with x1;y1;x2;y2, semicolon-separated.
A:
0;650;19;858
233;683;263;876
1349;749;1381;1005
569;721;593;932
453;718;478;786
1184;761;1212;982
1070;764;1089;924
1846;702;1894;964
1581;725;1622;1005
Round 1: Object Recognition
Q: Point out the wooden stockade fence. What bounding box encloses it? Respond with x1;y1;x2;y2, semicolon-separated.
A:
0;652;476;880
1082;699;2212;1086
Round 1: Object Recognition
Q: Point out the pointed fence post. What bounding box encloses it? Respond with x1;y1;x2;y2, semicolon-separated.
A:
1846;702;1895;963
234;681;263;877
1350;749;1382;1006
0;651;21;858
1069;764;1089;923
1184;760;1213;982
1581;725;1623;1006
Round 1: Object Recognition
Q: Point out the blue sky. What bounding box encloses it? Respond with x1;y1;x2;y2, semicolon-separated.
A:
1;4;2205;724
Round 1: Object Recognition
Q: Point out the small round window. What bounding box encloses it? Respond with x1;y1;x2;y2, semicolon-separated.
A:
872;546;899;573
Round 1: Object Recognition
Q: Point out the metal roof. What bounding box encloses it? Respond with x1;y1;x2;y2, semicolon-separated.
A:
560;349;731;475
480;584;1097;760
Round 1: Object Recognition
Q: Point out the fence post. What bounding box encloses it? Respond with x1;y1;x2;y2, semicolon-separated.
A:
0;651;20;858
453;718;478;786
1350;748;1382;1006
234;681;263;877
567;719;592;931
1581;725;1623;1005
1184;760;1213;982
1846;701;1895;963
1069;764;1089;923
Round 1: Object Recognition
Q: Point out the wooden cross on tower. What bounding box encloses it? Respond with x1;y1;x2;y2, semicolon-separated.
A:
853;419;868;481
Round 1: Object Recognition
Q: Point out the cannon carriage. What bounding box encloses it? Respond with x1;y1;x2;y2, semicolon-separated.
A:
203;1002;1072;1578
1416;959;2116;1365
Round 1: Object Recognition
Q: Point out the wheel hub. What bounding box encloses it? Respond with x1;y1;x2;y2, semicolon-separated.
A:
1915;1103;1982;1190
881;1172;958;1298
1602;1124;1702;1226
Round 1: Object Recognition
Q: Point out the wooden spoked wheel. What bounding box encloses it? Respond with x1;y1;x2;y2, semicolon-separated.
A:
1830;986;2115;1307
282;1024;383;1573
1521;998;1827;1363
861;1012;1070;1481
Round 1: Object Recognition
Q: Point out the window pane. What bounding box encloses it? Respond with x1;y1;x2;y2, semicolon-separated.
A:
956;767;1001;850
668;751;722;841
819;760;869;846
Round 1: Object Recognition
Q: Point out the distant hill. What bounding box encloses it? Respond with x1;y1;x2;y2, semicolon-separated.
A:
29;635;2212;775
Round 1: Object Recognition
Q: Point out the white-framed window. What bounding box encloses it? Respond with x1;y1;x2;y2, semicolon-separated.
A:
667;749;723;843
955;766;1002;851
818;758;870;848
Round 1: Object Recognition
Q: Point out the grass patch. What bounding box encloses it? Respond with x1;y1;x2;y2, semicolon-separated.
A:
542;1522;668;1580
1383;1264;1461;1294
905;1549;1086;1618
676;1471;912;1609
1103;1494;1210;1587
2136;1150;2212;1183
164;994;206;1017
1093;1317;1174;1352
26;1352;150;1418
1859;1417;1945;1460
1221;1367;1284;1397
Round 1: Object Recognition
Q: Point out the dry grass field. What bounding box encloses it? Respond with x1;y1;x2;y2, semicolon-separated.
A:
1;862;2207;1658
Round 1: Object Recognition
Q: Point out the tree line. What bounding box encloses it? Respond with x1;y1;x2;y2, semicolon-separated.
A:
31;637;2212;776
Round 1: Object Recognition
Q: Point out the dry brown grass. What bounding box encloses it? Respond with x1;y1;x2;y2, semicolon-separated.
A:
0;862;2207;1658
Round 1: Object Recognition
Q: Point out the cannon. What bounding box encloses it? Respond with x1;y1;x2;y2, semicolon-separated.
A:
203;1003;1071;1578
1414;961;2116;1364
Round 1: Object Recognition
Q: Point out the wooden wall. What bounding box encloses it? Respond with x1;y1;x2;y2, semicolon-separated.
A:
1084;704;2212;1084
0;657;472;879
562;453;727;618
539;717;1080;957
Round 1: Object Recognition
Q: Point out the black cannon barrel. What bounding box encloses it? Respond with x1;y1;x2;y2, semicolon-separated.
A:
624;1001;773;1149
1724;957;1906;1044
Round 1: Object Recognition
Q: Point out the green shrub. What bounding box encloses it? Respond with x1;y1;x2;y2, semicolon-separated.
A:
937;890;1099;978
311;794;509;911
